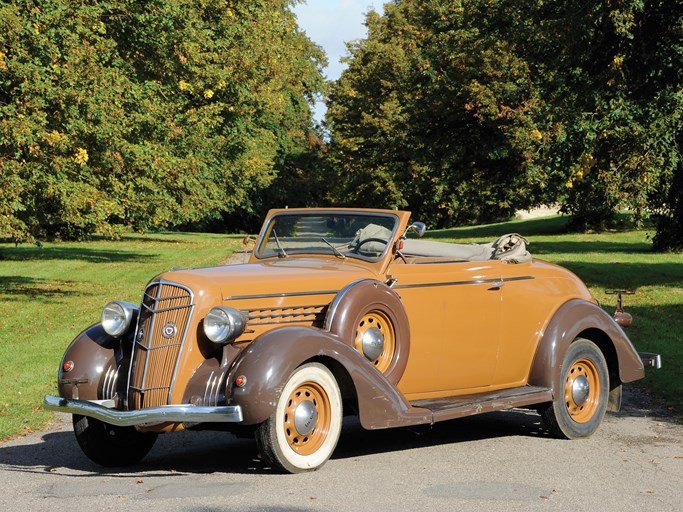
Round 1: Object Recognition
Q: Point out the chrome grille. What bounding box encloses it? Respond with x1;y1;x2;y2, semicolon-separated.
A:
127;281;194;410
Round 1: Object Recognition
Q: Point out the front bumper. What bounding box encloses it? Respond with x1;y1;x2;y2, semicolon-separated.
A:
43;395;243;427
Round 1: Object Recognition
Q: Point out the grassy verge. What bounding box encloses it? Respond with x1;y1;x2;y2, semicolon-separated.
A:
1;216;680;441
432;215;683;416
0;232;243;441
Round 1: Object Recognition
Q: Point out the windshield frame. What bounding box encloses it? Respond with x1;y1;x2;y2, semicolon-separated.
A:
254;210;401;263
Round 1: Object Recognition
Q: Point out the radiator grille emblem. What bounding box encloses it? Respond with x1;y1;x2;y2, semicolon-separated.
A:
136;327;145;342
162;323;178;339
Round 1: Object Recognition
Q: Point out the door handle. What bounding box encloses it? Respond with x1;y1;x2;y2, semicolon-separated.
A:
488;281;504;290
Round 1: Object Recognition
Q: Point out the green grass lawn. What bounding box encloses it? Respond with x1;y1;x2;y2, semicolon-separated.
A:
0;232;243;440
0;216;680;441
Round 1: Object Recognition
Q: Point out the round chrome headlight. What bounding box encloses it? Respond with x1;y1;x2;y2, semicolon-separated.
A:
204;306;246;344
101;301;138;337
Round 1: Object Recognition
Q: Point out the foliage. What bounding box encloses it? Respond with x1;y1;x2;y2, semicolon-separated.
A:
531;0;682;233
222;125;335;233
0;0;325;242
325;0;682;241
652;158;683;251
1;0;680;248
326;1;549;228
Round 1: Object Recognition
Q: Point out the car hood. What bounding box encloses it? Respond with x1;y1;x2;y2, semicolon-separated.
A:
155;257;379;301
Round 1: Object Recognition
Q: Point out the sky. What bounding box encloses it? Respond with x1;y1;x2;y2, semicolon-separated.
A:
291;0;384;121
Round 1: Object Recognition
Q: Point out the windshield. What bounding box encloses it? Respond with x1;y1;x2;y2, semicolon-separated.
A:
255;212;399;262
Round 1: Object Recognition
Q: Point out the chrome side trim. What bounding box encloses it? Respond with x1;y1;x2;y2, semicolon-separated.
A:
393;275;534;291
394;279;498;290
502;276;536;283
224;289;340;301
44;395;243;426
224;277;535;300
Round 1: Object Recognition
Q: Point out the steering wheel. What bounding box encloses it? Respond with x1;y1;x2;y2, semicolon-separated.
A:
354;237;389;255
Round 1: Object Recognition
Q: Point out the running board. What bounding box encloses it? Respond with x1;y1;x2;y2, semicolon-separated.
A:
410;386;553;424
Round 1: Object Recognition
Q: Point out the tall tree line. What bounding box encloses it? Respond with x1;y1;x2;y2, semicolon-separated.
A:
326;0;681;249
1;1;681;250
0;0;325;241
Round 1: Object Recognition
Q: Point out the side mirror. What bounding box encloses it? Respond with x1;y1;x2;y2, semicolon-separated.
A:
405;222;426;239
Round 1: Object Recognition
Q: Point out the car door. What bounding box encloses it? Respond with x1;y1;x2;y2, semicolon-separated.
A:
390;260;503;399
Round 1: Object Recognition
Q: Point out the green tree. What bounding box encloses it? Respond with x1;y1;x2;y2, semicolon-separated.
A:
326;0;681;243
529;0;682;233
326;1;551;228
0;0;325;242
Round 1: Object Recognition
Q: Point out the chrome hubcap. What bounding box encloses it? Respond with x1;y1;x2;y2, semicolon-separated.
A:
361;327;384;361
293;400;318;435
571;375;590;406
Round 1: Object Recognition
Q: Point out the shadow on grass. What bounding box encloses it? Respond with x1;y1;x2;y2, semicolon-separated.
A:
122;232;245;244
0;276;85;302
0;246;152;263
555;261;683;289
120;234;212;244
531;240;652;255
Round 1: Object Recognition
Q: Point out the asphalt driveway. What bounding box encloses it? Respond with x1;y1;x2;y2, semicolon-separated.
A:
1;387;680;512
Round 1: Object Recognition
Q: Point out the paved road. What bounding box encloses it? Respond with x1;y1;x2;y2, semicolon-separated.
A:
1;388;681;512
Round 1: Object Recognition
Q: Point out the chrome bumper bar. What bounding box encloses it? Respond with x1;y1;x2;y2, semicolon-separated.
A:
638;352;662;369
43;395;243;427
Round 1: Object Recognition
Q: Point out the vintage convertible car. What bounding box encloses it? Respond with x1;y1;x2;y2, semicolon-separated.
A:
44;208;656;473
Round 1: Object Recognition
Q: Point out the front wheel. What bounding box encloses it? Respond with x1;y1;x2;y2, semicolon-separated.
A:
255;363;342;473
541;338;609;439
72;415;158;467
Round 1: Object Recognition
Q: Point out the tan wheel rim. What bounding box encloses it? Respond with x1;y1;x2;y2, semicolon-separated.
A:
354;310;396;373
282;381;331;456
563;358;600;423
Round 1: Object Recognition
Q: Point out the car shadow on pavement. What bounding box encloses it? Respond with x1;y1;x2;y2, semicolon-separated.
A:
0;428;261;477
0;407;551;476
333;407;551;461
0;386;672;476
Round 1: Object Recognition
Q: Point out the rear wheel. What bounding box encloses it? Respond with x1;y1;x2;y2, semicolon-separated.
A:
72;415;158;467
255;363;342;473
541;339;609;439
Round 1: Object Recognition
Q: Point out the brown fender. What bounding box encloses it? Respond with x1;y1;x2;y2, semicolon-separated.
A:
227;326;431;429
323;279;410;384
56;324;119;401
528;299;644;397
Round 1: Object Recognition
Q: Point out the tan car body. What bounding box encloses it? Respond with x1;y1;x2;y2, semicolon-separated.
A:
45;208;646;471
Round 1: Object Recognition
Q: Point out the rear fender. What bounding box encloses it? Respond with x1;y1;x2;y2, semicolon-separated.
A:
227;326;430;428
528;299;644;398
